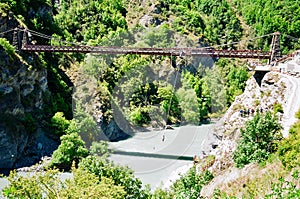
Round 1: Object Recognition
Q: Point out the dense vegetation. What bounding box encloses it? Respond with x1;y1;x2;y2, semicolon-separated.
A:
233;111;282;168
47;0;252;127
232;0;300;53
1;0;300;198
215;108;300;198
277;109;300;169
156;0;243;47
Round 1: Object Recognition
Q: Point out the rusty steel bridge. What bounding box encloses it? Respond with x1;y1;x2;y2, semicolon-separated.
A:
0;28;284;63
21;44;272;59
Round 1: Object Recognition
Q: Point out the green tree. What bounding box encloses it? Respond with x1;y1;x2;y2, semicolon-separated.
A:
89;141;111;158
51;112;70;136
225;65;249;106
129;105;151;125
171;167;214;199
3;167;126;199
49;132;89;169
277;108;300;169
181;71;211;121
72;105;100;147
54;0;127;45
233;111;283;168
79;156;151;199
233;0;300;52
177;88;200;124
158;84;181;124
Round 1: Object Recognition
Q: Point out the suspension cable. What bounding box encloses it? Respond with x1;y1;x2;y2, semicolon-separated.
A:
0;28;15;36
282;34;299;41
165;53;180;128
21;28;275;51
201;33;274;50
26;28;84;46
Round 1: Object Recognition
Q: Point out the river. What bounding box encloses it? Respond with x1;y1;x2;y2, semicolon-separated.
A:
109;124;217;190
0;124;217;195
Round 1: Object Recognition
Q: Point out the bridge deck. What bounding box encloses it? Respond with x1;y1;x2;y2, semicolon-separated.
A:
21;44;271;59
254;65;272;71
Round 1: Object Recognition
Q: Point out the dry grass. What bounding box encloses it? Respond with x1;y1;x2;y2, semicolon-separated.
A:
216;156;288;198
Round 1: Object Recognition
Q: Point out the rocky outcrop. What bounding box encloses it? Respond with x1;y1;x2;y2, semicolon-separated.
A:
0;13;58;169
139;15;161;27
139;3;162;28
214;72;289;141
201;71;300;197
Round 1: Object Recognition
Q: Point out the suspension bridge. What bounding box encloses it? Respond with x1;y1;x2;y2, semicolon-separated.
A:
0;28;294;67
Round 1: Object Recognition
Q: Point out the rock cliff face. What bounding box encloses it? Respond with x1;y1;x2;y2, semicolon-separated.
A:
210;71;297;170
0;14;58;169
201;71;300;197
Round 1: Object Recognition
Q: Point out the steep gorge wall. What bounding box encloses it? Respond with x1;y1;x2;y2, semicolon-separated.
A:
0;14;58;169
201;71;300;197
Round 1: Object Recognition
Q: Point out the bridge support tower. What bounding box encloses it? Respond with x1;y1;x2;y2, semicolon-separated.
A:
269;32;281;64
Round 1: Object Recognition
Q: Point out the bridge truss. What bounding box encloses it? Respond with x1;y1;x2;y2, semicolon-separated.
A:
0;28;288;62
21;44;271;59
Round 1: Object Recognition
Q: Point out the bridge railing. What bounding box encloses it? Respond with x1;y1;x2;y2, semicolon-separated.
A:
21;44;272;59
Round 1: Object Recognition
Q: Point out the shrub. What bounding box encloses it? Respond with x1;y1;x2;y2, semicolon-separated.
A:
3;166;126;199
158;85;181;124
273;102;284;114
296;108;300;119
278;122;300;169
72;105;100;147
0;38;16;58
177;88;200;124
79;156;151;199
22;113;37;133
49;132;89;169
265;171;300;198
129;106;151;125
171;166;214;199
233;111;283;168
89;141;111;158
151;187;173;199
51;112;70;136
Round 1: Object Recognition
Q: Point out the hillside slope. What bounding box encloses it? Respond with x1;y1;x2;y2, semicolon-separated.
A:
201;71;300;197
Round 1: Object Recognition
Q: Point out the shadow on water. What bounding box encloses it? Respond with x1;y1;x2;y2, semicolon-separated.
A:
112;150;194;161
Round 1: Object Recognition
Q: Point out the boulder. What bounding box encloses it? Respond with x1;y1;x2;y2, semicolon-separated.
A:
139;15;161;27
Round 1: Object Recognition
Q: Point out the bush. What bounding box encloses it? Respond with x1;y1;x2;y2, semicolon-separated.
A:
273;102;284;114
3;166;126;199
177;88;200;124
278;122;300;169
151;187;173;199
51;112;70;136
72;105;100;147
22;113;37;133
265;171;300;198
129;106;151;125
89;141;111;158
171;166;214;199
79;156;151;199
296;108;300;119
158;85;181;124
49;132;89;169
0;38;16;58
233;111;283;168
